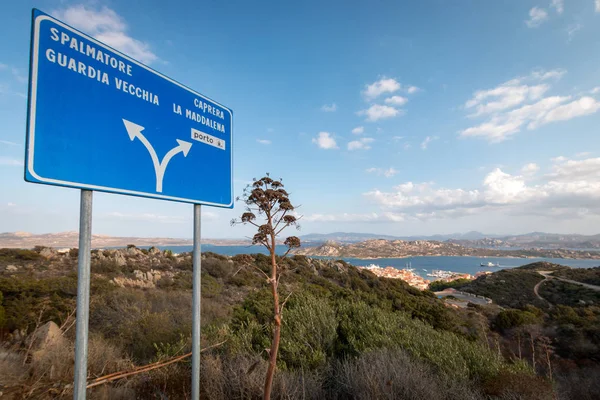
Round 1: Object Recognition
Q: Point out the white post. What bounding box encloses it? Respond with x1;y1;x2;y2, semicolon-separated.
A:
73;189;93;399
191;204;202;399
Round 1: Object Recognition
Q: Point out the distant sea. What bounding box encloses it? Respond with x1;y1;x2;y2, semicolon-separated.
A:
153;244;600;278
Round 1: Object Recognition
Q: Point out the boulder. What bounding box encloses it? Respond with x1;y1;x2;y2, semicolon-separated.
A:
114;252;127;267
125;246;143;256
28;321;66;361
39;247;57;259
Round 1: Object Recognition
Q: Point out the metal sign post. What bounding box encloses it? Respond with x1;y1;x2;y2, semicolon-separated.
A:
192;204;202;399
25;9;232;399
73;190;93;398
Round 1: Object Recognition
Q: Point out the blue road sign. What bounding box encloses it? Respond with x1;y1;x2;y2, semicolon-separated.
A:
25;9;233;207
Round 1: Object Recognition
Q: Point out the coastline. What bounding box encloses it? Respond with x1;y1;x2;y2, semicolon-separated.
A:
306;254;600;261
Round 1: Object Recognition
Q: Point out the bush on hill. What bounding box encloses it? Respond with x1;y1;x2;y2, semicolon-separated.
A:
554;266;600;286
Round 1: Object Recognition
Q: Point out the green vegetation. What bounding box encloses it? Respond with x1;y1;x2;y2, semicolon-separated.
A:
429;278;472;291
554;266;600;286
0;248;40;263
538;279;600;307
457;268;546;309
3;250;598;398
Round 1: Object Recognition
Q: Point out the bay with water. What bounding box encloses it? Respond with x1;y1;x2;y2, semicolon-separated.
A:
157;244;600;278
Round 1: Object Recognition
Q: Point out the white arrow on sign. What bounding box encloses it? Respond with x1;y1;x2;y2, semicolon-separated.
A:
123;119;192;193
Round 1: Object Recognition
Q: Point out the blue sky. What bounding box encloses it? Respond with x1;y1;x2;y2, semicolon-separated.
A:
2;0;600;239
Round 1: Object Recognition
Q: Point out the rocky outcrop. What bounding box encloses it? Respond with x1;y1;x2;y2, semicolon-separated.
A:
111;269;175;289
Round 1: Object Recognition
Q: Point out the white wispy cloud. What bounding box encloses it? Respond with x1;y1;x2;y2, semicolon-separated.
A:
256;139;271;145
351;126;365;135
321;103;337;112
0;157;24;166
359;104;402;122
521;163;540;176
420;136;437;150
348;137;374;151
312;132;338;149
303;212;405;223
53;5;158;64
407;86;420;94
566;23;582;42
364;155;600;221
384;95;408;106
363;77;401;99
366;167;398;177
526;7;549;28
461;69;600;142
551;0;564;14
596;0;600;12
104;211;208;223
0;140;20;146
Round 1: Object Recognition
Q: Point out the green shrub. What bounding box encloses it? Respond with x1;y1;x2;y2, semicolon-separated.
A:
493;309;541;331
279;293;337;369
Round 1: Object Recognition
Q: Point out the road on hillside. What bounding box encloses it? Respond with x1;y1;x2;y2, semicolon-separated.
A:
534;270;600;307
533;272;551;305
538;271;600;292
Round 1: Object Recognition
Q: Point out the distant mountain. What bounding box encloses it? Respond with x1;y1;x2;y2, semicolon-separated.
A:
300;232;401;243
0;231;248;249
300;231;600;249
294;239;600;260
300;231;498;243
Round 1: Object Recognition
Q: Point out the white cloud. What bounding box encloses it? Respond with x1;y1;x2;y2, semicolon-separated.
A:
596;0;600;12
566;23;582;42
359;104;401;122
363;77;401;99
521;163;540;176
403;143;412;150
407;86;420;94
351;126;365;135
0;63;6;70
461;70;600;142
303;212;405;223
526;7;549;28
256;139;271;145
0;140;20;146
7;202;16;207
348;137;374;151
551;0;564;14
591;87;600;94
465;83;549;117
384;95;408;106
53;5;158;64
420;136;437;150
321;103;337;112
312;132;338;150
104;211;207;223
0;157;23;166
529;96;600;129
366;167;398;177
364;155;600;221
576;152;591;158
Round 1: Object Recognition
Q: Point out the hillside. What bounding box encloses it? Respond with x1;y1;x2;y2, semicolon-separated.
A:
0;231;249;248
1;249;599;398
295;239;600;259
0;246;558;399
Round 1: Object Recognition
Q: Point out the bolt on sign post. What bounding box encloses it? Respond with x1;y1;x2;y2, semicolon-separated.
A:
25;9;233;400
